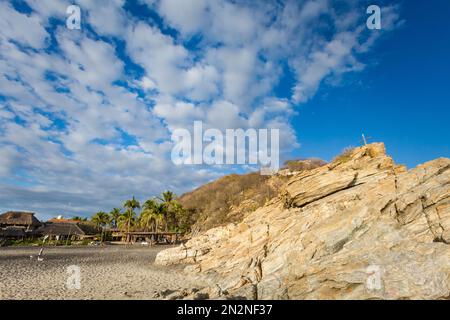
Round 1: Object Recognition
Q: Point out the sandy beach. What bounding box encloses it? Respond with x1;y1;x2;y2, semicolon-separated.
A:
0;245;200;300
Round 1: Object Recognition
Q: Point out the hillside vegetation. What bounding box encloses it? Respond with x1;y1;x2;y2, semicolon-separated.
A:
179;158;327;233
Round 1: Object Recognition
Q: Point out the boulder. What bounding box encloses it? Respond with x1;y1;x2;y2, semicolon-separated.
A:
158;143;450;299
155;224;236;265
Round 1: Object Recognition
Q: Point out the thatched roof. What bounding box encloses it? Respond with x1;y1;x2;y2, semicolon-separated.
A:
38;222;85;236
47;218;79;223
0;211;42;227
77;222;100;235
37;222;99;236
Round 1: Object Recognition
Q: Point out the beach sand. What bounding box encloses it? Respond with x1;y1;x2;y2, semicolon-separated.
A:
0;245;200;300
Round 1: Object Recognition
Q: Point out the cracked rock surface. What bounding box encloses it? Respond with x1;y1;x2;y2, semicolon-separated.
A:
156;143;450;299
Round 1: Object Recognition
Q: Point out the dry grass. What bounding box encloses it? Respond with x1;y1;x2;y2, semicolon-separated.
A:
179;158;327;233
332;146;355;163
179;172;281;232
283;158;327;172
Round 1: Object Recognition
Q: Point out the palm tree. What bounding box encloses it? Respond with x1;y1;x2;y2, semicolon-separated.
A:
109;208;122;228
140;199;164;232
159;191;175;207
123;196;140;242
158;191;176;231
117;214;128;231
171;201;187;232
91;211;110;228
91;211;111;243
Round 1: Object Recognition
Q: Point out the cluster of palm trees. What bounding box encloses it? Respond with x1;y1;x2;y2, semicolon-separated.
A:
89;191;190;238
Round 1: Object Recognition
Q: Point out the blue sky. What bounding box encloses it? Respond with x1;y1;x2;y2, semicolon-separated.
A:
0;0;448;220
292;0;450;168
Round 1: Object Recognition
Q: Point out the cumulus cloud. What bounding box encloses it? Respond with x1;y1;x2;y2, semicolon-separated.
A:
0;2;49;48
157;0;208;35
0;0;400;219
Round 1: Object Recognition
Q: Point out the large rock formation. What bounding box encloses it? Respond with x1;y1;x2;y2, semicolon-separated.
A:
156;143;450;299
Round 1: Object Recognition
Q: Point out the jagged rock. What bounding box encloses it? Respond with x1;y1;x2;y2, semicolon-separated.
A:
155;224;236;265
158;143;450;299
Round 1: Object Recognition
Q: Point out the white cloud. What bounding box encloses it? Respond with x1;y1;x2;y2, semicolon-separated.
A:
126;22;189;93
183;64;220;101
25;0;71;21
207;100;246;131
0;2;49;49
206;46;260;108
158;0;208;35
0;0;400;219
0;145;21;176
293;32;359;103
78;0;129;37
56;31;124;89
138;76;157;91
153;99;204;130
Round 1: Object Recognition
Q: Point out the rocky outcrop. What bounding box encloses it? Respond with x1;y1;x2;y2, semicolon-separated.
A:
156;143;450;299
155;224;236;265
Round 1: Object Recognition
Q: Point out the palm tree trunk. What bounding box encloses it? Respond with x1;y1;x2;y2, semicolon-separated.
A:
126;212;131;243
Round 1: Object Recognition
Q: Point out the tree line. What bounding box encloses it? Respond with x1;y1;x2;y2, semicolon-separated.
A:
74;191;192;237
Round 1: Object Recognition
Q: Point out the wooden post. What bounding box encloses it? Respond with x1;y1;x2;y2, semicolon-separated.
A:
66;224;73;246
127;218;131;243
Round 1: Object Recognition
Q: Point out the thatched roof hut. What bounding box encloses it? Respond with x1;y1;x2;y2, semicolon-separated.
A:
38;222;84;237
37;221;99;238
0;211;42;229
